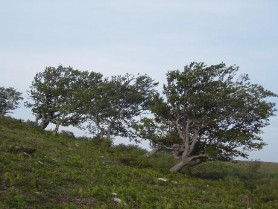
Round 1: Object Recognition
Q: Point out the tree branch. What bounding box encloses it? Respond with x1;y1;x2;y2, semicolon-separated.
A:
188;130;199;156
174;115;183;140
190;154;209;161
144;145;162;157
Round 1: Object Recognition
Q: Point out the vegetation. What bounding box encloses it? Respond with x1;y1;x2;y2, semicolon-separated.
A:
26;66;158;139
136;62;277;172
0;117;277;208
0;87;23;116
0;62;276;177
25;66;102;133
84;73;158;140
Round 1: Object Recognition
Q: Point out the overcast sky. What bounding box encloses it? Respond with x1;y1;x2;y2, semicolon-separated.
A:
1;0;277;162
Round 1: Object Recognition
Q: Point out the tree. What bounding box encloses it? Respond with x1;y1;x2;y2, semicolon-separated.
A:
137;62;277;172
0;87;23;116
84;74;158;140
26;66;102;134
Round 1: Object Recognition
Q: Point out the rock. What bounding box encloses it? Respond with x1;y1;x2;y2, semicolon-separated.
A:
112;197;122;203
158;178;168;182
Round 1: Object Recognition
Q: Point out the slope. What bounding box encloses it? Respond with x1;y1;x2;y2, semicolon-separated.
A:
0;117;277;208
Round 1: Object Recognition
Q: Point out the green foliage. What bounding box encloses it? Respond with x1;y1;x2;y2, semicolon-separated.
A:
0;117;278;208
59;130;75;138
26;65;103;132
0;86;23;116
26;66;158;141
188;161;261;180
137;62;277;172
247;159;262;174
84;73;158;140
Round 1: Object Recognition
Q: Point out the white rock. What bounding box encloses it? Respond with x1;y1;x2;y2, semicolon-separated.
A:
158;178;168;182
113;197;122;203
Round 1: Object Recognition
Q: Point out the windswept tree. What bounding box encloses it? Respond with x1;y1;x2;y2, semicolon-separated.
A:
26;66;102;133
136;62;277;172
84;74;158;140
0;87;23;116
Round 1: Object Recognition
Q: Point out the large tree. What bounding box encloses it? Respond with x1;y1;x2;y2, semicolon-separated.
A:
0;87;23;116
26;66;102;133
137;62;277;172
84;74;158;140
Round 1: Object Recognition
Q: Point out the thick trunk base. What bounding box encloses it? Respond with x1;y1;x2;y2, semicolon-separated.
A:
170;156;207;172
170;159;191;172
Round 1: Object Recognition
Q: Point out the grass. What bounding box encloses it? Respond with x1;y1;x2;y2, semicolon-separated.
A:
0;116;278;208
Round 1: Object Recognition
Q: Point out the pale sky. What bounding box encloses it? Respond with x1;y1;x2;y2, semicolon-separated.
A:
1;0;277;162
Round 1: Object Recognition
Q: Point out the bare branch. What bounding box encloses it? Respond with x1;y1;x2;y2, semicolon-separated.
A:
190;154;209;161
188;130;199;156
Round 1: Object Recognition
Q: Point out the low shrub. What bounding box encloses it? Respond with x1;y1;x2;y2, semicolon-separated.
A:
59;130;75;138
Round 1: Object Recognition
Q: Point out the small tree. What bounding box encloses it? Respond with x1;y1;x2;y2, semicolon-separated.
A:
0;87;23;116
84;74;158;140
26;66;102;133
137;62;277;172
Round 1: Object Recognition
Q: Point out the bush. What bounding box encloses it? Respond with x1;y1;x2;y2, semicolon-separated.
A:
25;120;38;127
248;159;262;174
109;144;147;155
190;161;236;179
60;130;75;138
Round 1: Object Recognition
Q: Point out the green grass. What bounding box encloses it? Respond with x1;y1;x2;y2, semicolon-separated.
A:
0;116;278;208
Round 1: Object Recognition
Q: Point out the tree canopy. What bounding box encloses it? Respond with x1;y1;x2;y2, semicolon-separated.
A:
0;87;23;116
26;66;102;133
83;74;158;140
25;63;277;171
26;66;158;138
136;62;277;172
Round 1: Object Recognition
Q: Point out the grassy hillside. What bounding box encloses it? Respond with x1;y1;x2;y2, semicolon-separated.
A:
0;117;277;208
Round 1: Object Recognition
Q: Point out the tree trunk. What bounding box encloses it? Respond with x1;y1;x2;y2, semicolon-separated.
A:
98;128;105;140
144;146;162;157
40;113;46;129
107;125;112;139
40;119;46;129
186;159;202;167
1;107;8;116
40;120;50;129
34;116;41;126
40;114;52;129
170;158;191;172
53;120;62;135
170;154;208;172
